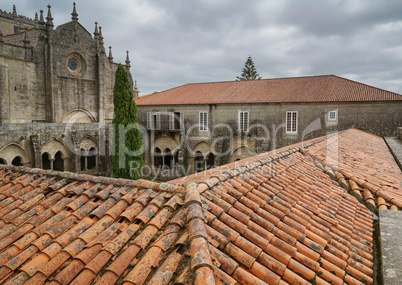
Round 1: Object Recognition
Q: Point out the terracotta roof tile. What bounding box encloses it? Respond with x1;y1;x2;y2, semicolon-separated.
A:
0;164;193;284
135;75;402;105
0;128;398;284
305;129;402;211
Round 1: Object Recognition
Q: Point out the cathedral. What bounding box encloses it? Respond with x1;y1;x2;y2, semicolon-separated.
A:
0;3;137;175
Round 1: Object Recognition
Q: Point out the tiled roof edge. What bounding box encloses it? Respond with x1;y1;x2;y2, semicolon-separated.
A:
0;164;185;193
333;75;402;97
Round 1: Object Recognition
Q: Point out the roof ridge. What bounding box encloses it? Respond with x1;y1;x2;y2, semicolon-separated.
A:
195;133;332;190
184;182;215;283
170;129;335;186
0;164;185;193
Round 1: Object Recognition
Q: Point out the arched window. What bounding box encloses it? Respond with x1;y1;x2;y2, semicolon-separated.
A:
194;151;204;173
87;147;97;170
12;156;23;166
164;148;173;169
206;153;215;170
53;151;64;171
80;149;86;171
42;153;51;170
154;148;162;168
0;158;6;165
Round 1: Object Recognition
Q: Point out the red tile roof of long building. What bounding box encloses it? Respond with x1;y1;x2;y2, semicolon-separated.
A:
135;75;402;105
0;128;400;284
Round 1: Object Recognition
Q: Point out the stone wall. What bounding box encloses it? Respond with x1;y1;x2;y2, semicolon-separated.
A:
137;100;402;180
0;54;38;123
0;123;112;176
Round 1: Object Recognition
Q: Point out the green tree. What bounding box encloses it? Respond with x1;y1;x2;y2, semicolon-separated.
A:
112;64;144;179
236;55;262;81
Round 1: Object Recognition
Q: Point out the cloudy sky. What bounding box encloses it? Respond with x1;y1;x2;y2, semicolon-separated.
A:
3;0;402;95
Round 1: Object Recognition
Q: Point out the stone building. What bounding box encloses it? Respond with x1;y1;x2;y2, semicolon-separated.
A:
0;4;137;175
135;75;402;181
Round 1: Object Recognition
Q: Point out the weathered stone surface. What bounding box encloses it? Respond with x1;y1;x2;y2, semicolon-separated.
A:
384;137;402;171
0;4;133;176
137;101;402;180
379;209;402;285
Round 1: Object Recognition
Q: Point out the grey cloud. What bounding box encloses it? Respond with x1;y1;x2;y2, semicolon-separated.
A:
2;0;402;95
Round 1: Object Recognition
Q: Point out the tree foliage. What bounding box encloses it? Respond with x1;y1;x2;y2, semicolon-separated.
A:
112;64;144;179
236;55;262;81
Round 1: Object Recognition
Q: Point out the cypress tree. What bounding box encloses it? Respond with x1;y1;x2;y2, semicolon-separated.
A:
112;64;144;179
236;55;262;81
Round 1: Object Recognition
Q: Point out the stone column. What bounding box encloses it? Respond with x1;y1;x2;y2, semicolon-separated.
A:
50;158;54;170
30;135;42;168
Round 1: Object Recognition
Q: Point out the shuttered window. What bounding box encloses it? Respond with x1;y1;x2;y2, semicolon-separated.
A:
238;111;249;132
147;112;160;130
286;111;297;134
170;112;184;130
199;112;208;131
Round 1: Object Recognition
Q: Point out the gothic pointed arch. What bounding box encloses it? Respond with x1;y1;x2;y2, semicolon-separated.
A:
164;148;173;169
154;137;179;155
194;151;205;173
0;143;29;167
230;146;256;162
11;156;23;166
191;141;211;157
206;153;215;170
153;147;163;168
61;108;96;123
53;151;64;171
42;139;70;171
42;152;51;170
79;137;98;171
87;147;97;170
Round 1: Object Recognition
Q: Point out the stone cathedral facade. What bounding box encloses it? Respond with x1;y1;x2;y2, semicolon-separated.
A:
0;4;137;175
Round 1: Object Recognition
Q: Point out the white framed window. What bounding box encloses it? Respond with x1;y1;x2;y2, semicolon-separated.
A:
238;111;249;132
169;112;184;130
328;110;337;121
199;112;208;131
286;111;298;134
147;112;160;130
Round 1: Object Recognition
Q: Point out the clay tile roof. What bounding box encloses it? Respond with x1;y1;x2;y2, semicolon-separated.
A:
303;128;402;211
0;166;188;285
135;75;402;105
193;150;376;284
0;128;400;284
